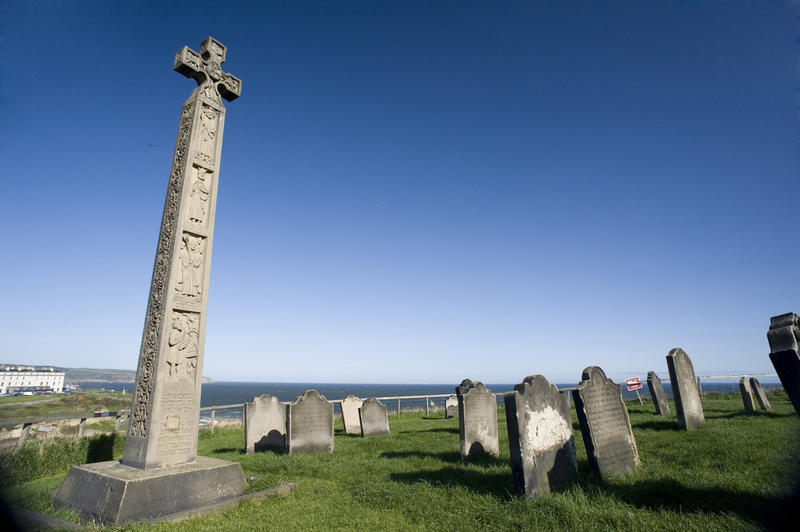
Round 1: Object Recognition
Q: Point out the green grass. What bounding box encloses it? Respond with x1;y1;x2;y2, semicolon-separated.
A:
1;392;798;531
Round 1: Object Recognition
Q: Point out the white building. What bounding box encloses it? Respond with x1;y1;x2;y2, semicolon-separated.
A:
0;365;65;395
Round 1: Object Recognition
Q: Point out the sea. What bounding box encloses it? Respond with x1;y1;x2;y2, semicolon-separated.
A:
76;379;784;421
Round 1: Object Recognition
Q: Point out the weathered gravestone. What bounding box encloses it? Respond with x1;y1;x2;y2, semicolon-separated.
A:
666;348;705;430
54;37;245;523
505;375;578;497
572;366;640;478
244;394;286;453
749;377;772;411
458;381;499;458
739;377;756;413
341;395;364;435
359;397;390;437
445;395;459;418
287;390;334;454
646;371;670;416
767;312;800;417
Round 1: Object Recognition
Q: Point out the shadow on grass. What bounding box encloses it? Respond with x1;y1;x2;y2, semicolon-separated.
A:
390;466;512;498
632;420;678;431
212;447;246;455
381;450;506;468
595;477;790;528
86;434;117;462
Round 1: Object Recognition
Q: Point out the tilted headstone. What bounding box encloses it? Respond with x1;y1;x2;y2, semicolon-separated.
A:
341;395;363;435
458;382;499;458
359;397;390;437
646;371;670;416
54;37;245;523
738;377;756;413
749;377;772;411
445;395;459;418
767;312;800;417
287;390;334;454
505;375;578;497
666;348;705;430
244;394;286;453
573;366;640;478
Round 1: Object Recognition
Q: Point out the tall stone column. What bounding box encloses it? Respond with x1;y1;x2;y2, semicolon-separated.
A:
123;37;241;469
54;38;247;523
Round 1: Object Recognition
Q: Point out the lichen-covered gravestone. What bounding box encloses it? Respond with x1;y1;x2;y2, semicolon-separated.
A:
767;312;800;417
646;371;670;416
738;377;756;413
749;377;772;411
445;395;459;418
666;348;705;430
287;390;334;454
505;375;578;497
244;394;286;453
359;397;390;437
458;382;499;458
341;395;363;434
54;37;245;523
572;366;640;478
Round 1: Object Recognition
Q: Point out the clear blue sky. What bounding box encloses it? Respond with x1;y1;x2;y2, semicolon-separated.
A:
1;1;797;384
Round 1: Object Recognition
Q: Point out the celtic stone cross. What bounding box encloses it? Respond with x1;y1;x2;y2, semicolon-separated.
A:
122;37;241;469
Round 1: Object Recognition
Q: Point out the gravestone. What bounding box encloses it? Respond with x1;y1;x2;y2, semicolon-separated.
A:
359;397;390;437
341;396;363;435
767;312;800;417
287;390;334;454
666;348;705;430
696;377;704;398
749;377;772;411
505;375;578;497
456;378;475;396
458;382;499;458
572;366;640;478
445;395;459;418
738;377;756;413
54;37;245;523
646;371;670;416
244;394;286;453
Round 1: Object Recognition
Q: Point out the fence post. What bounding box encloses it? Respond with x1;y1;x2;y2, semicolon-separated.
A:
210;408;215;434
696;377;704;398
114;415;121;433
16;423;32;449
397;398;401;414
635;389;643;405
425;397;429;416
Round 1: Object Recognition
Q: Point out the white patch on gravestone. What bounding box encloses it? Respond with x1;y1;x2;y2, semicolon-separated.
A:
505;375;578;498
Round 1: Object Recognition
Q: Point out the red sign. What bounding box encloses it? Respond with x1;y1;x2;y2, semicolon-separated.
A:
625;377;643;391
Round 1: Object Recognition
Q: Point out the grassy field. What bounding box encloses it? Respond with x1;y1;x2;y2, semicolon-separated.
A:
2;391;798;531
0;391;131;420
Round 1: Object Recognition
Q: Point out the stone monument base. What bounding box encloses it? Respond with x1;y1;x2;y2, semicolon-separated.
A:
53;456;246;524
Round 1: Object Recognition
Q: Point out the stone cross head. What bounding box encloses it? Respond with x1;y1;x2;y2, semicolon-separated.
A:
174;37;242;102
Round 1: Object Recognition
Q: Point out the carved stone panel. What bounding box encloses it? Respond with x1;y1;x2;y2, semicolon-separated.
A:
739;377;756;413
749;378;772;411
505;375;578;498
244;394;286;454
186;165;213;230
646;371;670;416
359;398;390;437
572;367;640;478
287;390;334;454
341;396;363;435
174;233;206;307
767;312;800;417
666;348;705;430
196;105;219;167
458;382;499;459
